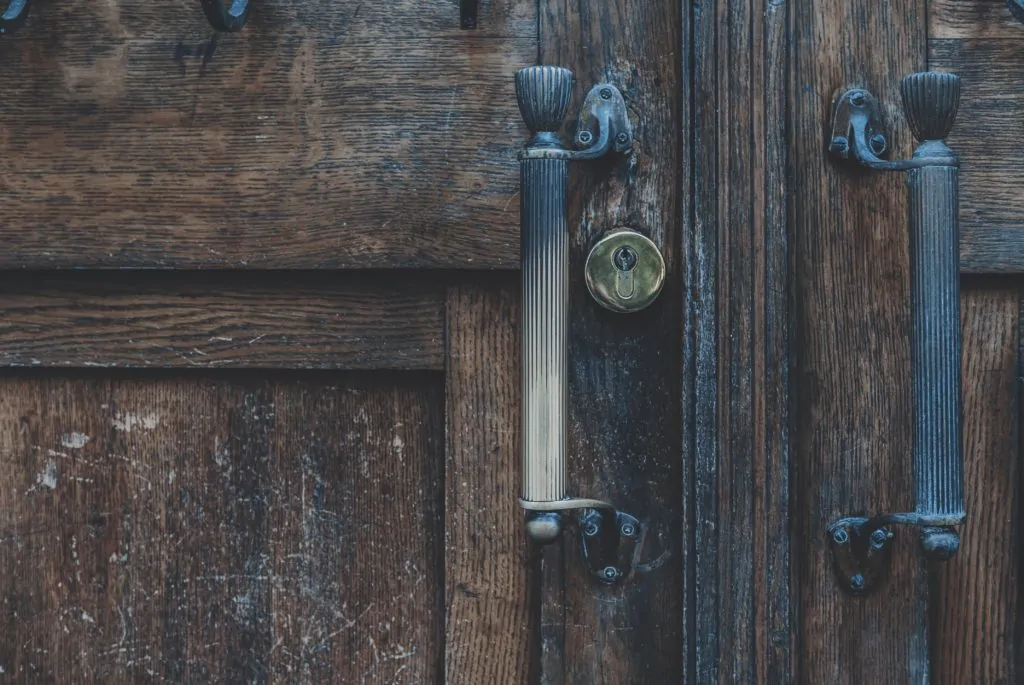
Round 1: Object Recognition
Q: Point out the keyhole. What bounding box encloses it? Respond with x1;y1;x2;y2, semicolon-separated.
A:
613;245;638;300
614;246;638;272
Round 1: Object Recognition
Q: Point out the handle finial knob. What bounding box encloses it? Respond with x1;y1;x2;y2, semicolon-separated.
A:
901;72;961;142
515;66;574;134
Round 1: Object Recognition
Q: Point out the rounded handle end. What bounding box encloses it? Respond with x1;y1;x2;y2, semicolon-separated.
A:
901;72;961;142
920;526;960;561
525;512;563;544
515;66;575;134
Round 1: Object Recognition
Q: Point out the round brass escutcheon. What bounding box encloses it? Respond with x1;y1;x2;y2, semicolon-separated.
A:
585;230;665;313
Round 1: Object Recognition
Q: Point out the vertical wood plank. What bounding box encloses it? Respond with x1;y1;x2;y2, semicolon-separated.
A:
791;0;931;681
444;281;536;685
932;284;1019;684
538;0;686;682
0;373;444;683
692;0;793;682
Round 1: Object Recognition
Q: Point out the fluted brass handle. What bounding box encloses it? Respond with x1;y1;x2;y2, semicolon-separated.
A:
514;66;641;583
827;72;964;596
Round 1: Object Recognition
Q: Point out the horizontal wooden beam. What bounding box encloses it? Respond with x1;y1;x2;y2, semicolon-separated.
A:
961;228;1024;274
0;274;444;370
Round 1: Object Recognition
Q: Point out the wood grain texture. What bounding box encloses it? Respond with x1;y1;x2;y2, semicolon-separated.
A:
444;281;536;684
538;1;685;682
0;373;444;683
932;283;1020;684
792;0;931;681
0;0;534;269
691;0;792;681
929;38;1024;275
930;0;1024;39
0;274;443;370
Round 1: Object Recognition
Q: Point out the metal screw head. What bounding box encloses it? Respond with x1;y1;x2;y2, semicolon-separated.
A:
849;91;866;107
620;522;636;538
583;520;600;537
600;87;613;100
869;528;889;549
832;528;850;545
868;133;887;156
601;566;620;581
850;574;865;591
615;131;629;145
577;130;594;146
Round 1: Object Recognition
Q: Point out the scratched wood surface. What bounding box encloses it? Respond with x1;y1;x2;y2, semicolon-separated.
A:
931;283;1020;684
0;0;533;269
0;273;444;370
929;1;1024;274
792;0;932;681
444;281;536;685
537;0;685;683
0;372;444;683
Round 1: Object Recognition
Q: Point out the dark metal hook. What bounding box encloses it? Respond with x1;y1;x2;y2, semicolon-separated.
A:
1009;0;1024;23
0;0;31;35
201;0;251;32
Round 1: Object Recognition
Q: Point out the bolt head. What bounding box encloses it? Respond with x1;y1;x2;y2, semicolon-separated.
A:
620;522;636;537
869;133;887;156
601;566;620;581
869;528;889;549
849;91;866;107
583;521;600;537
615;131;629;145
850;574;865;590
600;87;613;100
577;130;594;146
832;528;850;545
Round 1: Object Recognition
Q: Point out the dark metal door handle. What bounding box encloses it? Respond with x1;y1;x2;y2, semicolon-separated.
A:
0;0;31;35
201;0;251;32
1009;0;1024;23
515;66;640;583
826;72;964;596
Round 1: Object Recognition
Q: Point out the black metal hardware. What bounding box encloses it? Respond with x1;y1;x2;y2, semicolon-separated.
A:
0;0;31;35
201;0;251;32
578;510;642;584
516;65;640;583
827;72;964;594
1009;0;1024;23
460;0;477;29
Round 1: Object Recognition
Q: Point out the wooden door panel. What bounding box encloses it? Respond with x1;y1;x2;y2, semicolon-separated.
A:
928;4;1024;273
0;373;444;682
933;283;1020;684
0;0;534;270
0;274;444;370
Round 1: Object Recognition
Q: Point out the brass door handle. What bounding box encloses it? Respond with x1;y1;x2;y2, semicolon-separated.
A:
0;0;31;35
514;66;640;583
826;72;964;595
201;0;252;32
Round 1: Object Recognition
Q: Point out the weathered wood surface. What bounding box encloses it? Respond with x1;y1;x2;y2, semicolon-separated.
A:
444;281;536;684
0;0;533;269
792;0;931;681
932;283;1020;684
928;35;1024;274
0;274;444;370
690;0;792;680
0;373;444;683
538;0;685;682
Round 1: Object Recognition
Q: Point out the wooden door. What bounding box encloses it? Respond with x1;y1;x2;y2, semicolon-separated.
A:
0;0;684;682
2;0;1023;683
